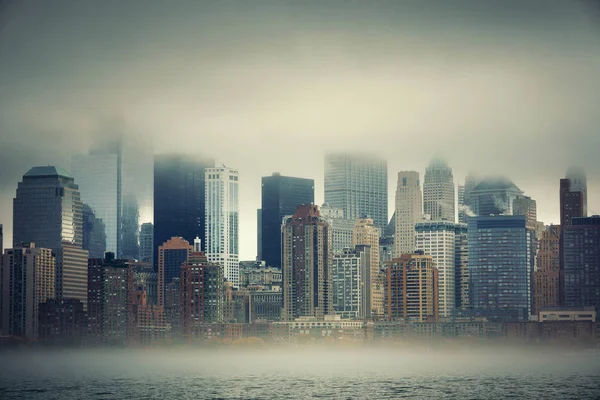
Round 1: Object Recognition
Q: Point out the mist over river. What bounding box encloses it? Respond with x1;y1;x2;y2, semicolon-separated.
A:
1;347;599;399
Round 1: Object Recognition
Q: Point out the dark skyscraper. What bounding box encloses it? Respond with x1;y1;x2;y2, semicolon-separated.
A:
469;176;523;217
559;178;584;305
260;173;314;268
82;204;107;259
153;154;214;265
563;216;600;311
121;194;140;260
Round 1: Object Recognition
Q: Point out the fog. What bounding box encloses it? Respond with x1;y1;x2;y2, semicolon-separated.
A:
1;0;600;258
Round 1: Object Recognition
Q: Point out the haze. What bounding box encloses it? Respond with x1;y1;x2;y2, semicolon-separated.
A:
1;0;600;259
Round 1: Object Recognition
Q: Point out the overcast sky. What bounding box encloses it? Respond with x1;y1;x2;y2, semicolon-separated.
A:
1;0;599;259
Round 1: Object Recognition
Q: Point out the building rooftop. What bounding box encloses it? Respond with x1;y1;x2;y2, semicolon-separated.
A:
471;176;522;193
24;166;73;179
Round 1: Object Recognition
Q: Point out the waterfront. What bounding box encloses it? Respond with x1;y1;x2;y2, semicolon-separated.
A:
1;348;599;399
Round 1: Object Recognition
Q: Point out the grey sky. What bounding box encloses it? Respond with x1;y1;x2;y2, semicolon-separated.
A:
1;0;599;258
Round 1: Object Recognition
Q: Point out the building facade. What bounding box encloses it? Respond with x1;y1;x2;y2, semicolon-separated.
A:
563;216;600;310
121;194;140;260
139;222;154;265
205;166;239;287
565;167;587;216
82;204;106;259
324;153;388;232
423;158;455;222
72;152;122;257
394;171;422;256
415;221;465;318
260;173;314;269
1;244;55;340
469;177;523;217
55;242;89;310
282;205;333;320
513;196;537;230
153;153;214;263
320;203;356;255
386;252;438;322
454;225;469;311
468;216;534;321
352;218;383;317
534;225;560;314
157;237;192;307
332;246;371;320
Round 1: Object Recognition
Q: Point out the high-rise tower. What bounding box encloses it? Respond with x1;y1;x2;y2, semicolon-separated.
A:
394;171;422;256
324;153;388;232
260;173;314;268
423;158;455;222
205;166;239;288
352;218;383;318
565;167;587;216
282;205;333;320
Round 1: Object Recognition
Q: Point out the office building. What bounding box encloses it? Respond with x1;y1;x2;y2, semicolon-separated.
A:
260;173;314;269
534;225;560;314
386;252;438;322
13;166;88;308
457;184;466;224
72;150;122;257
394;171;422;256
332;246;371;320
469;176;523;216
468;216;535;321
239;267;282;291
102;255;133;346
157;237;192;307
139;222;154;265
559;178;585;305
154;153;214;264
353;218;383;317
205;166;239;287
563;216;600;310
320;203;356;255
38;298;86;346
180;248;224;341
513;196;537;230
282;205;333;320
248;291;283;322
87;257;104;343
1;244;55;340
566;167;587;216
324;153;388;232
13;166;83;250
423;158;455;222
455;225;469;311
415;221;465;318
121;194;140;260
82;204;106;259
132;262;158;305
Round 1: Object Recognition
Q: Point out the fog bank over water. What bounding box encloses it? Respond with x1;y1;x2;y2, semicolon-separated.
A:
2;349;599;399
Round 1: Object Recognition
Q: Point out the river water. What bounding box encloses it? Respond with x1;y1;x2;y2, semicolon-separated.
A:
1;347;599;399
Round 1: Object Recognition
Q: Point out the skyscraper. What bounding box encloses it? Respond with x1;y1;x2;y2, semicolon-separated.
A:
121;194;140;260
513;196;537;230
154;153;214;265
180;246;224;342
423;158;455;222
157;237;192;307
82;204;106;259
457;184;467;224
394;171;422;256
468;215;534;321
353;217;383;318
454;225;469;311
559;178;584;305
72;150;122;257
565;167;587;216
13;166;88;309
1;244;55;340
260;173;314;268
386;252;438;322
415;221;465;318
13;166;83;250
469;177;523;216
139;223;154;265
205;166;239;288
332;246;371;320
534;225;560;314
282;205;333;320
324;153;388;231
101;254;134;346
320;203;355;255
563;216;600;310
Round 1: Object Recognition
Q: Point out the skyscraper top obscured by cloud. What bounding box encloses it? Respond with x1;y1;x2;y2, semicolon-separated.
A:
469;176;523;217
566;167;587;217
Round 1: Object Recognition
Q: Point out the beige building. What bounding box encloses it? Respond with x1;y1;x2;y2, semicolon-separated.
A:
1;243;55;340
352;218;383;318
282;204;333;320
395;171;423;257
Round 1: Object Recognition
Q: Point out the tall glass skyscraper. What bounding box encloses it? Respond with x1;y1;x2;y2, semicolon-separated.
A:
205;166;239;288
72;150;122;257
324;153;388;232
423;158;455;222
154;154;214;266
260;173;314;268
469;176;523;217
468;215;534;321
